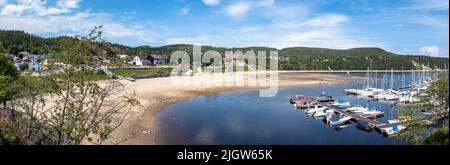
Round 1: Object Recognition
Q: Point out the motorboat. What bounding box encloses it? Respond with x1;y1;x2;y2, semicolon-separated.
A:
313;109;335;118
356;120;374;132
356;89;374;96
306;105;328;115
293;100;318;109
345;88;358;95
290;95;305;104
362;109;384;116
384;94;399;100
385;124;406;136
329;116;352;126
351;107;368;114
399;96;409;102
347;106;368;113
331;101;351;109
317;91;335;102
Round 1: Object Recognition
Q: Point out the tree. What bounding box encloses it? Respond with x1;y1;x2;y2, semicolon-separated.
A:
0;43;18;107
11;27;139;145
19;63;28;71
397;71;449;144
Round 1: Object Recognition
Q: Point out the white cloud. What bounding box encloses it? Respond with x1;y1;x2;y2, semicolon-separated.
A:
303;14;349;27
420;46;440;56
0;0;387;51
0;1;168;46
225;2;250;19
57;0;81;9
165;34;212;46
179;7;190;15
202;0;220;6
1;0;81;16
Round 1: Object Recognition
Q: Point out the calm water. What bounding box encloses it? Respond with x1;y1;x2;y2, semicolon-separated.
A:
155;73;419;145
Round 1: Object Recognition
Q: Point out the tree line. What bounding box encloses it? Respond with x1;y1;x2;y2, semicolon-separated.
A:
0;30;448;70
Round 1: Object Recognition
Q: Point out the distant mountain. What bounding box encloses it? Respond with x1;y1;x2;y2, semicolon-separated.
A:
0;30;447;70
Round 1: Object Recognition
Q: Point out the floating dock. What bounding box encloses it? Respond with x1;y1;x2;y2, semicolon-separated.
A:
322;102;433;134
322;102;393;132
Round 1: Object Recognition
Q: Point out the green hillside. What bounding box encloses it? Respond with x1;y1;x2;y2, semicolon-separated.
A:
0;30;447;70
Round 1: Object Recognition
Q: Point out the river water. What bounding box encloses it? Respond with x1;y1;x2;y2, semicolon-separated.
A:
155;73;420;145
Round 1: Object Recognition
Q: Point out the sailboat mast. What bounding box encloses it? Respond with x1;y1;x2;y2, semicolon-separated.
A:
390;69;394;90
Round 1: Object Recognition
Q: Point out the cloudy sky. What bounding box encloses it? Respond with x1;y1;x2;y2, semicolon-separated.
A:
0;0;448;57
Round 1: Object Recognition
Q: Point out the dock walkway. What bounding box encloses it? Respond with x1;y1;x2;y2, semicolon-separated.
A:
322;102;390;131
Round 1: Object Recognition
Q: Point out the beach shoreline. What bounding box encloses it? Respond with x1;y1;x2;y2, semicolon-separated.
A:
103;72;356;145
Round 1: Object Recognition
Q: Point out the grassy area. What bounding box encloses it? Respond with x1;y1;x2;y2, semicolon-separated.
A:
12;76;60;95
112;68;172;77
53;72;110;81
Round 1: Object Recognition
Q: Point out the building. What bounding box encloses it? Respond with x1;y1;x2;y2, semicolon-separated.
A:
118;54;128;63
28;62;47;71
133;56;147;66
148;54;167;65
12;52;48;71
43;58;55;66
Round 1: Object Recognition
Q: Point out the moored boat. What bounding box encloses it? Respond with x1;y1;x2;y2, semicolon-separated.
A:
332;100;351;109
329;116;352;126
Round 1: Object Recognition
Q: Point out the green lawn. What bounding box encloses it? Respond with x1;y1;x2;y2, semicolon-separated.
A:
111;68;172;77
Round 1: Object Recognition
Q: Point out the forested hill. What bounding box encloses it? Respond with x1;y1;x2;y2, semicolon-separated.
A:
0;30;448;70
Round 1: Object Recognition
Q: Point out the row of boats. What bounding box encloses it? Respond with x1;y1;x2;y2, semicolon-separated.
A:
344;69;436;103
290;93;384;131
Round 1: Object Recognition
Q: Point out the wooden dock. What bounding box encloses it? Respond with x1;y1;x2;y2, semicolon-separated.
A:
322;103;391;131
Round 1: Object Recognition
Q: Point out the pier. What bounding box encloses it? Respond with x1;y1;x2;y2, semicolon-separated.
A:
322;102;394;132
321;102;433;133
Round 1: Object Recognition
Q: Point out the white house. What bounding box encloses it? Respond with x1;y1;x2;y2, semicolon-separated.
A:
28;62;47;71
118;54;128;59
118;54;128;63
133;56;142;66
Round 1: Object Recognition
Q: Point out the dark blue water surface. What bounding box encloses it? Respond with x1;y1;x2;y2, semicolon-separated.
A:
155;73;418;145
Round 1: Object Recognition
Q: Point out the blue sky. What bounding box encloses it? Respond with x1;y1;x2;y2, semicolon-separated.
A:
0;0;448;57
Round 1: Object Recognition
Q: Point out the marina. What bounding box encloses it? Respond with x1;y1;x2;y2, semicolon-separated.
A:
156;71;441;144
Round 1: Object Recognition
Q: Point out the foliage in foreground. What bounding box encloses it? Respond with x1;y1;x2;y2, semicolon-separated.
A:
422;127;449;145
1;27;140;145
397;72;449;145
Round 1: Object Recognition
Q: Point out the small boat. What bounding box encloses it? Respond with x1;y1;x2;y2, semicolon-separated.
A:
313;109;335;118
356;89;375;96
384;94;399;100
351;108;368;114
293;100;318;109
345;88;358;95
329;116;352;126
290;95;305;104
373;93;387;100
399;96;409;102
385;124;406;136
356;120;374;132
332;101;351;109
306;105;327;115
317;91;335;102
347;106;368;113
362;109;384;115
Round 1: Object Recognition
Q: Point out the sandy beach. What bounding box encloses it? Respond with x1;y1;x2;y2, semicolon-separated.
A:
102;72;354;145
